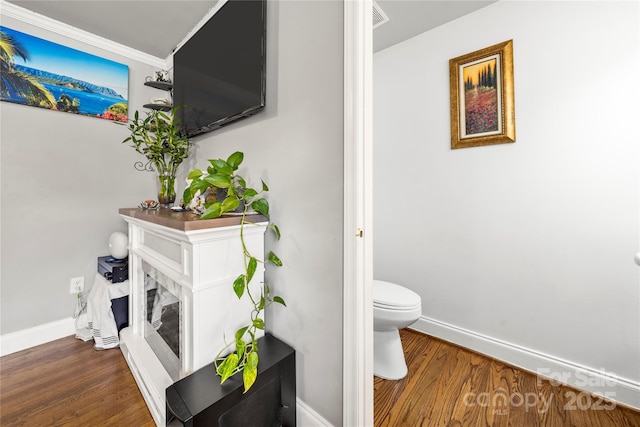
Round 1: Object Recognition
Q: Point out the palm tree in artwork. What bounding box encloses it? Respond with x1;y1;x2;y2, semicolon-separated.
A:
0;30;56;108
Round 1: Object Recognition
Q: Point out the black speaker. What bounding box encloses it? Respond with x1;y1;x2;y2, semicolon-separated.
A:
97;256;128;283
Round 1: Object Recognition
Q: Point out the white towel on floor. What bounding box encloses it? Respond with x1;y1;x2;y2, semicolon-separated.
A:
86;273;129;350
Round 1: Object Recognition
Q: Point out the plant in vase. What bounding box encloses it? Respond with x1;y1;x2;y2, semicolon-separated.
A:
122;106;191;206
182;151;285;392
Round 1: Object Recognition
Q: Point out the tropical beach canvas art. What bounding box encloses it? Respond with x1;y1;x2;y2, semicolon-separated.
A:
0;26;128;122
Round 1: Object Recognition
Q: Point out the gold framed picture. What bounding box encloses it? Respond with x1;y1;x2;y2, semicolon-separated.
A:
449;40;515;149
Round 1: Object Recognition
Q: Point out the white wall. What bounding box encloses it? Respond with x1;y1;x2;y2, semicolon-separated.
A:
374;0;639;403
0;15;161;336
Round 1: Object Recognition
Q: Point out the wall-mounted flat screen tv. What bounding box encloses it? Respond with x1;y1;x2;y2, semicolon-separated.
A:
173;0;266;138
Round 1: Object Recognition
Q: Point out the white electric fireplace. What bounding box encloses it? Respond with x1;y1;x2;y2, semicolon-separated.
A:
119;208;267;426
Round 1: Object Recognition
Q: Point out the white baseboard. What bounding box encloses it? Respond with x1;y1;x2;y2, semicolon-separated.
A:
0;317;75;357
297;398;334;426
412;316;640;411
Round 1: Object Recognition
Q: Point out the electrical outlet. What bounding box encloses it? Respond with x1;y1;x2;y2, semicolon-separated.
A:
69;276;84;294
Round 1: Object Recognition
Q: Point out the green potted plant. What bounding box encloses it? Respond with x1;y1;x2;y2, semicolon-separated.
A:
182;151;285;392
122;106;191;206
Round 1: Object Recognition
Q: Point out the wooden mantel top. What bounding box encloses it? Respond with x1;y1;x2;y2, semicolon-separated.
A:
119;207;267;232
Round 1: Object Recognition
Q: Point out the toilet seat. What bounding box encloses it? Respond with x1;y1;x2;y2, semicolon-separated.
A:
373;280;421;311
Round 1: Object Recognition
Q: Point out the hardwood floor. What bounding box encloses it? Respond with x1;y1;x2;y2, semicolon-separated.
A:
0;336;154;426
3;331;639;426
375;329;640;427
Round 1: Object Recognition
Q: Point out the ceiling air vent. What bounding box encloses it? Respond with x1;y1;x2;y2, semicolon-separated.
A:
373;1;389;29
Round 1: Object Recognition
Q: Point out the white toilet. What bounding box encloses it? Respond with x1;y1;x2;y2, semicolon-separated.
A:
373;279;422;380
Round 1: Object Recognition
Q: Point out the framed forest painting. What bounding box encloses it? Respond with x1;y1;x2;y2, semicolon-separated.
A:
0;26;128;122
449;40;515;149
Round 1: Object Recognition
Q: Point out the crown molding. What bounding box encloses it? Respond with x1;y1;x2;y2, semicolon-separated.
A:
0;0;167;69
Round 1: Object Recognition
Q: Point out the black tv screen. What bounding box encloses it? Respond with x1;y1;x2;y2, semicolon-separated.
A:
173;0;266;138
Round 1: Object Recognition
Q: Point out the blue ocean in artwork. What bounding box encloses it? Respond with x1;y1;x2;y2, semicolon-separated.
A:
42;84;125;117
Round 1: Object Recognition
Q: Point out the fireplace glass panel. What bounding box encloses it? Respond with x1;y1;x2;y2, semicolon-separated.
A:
143;261;182;381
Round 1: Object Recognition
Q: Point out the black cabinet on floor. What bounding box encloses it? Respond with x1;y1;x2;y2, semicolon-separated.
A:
166;334;296;426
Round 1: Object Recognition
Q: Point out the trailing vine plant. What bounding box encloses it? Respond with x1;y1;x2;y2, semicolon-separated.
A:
182;151;285;392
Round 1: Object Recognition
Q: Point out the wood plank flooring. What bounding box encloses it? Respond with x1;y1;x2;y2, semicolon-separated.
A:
375;329;640;427
0;336;154;426
2;331;639;426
